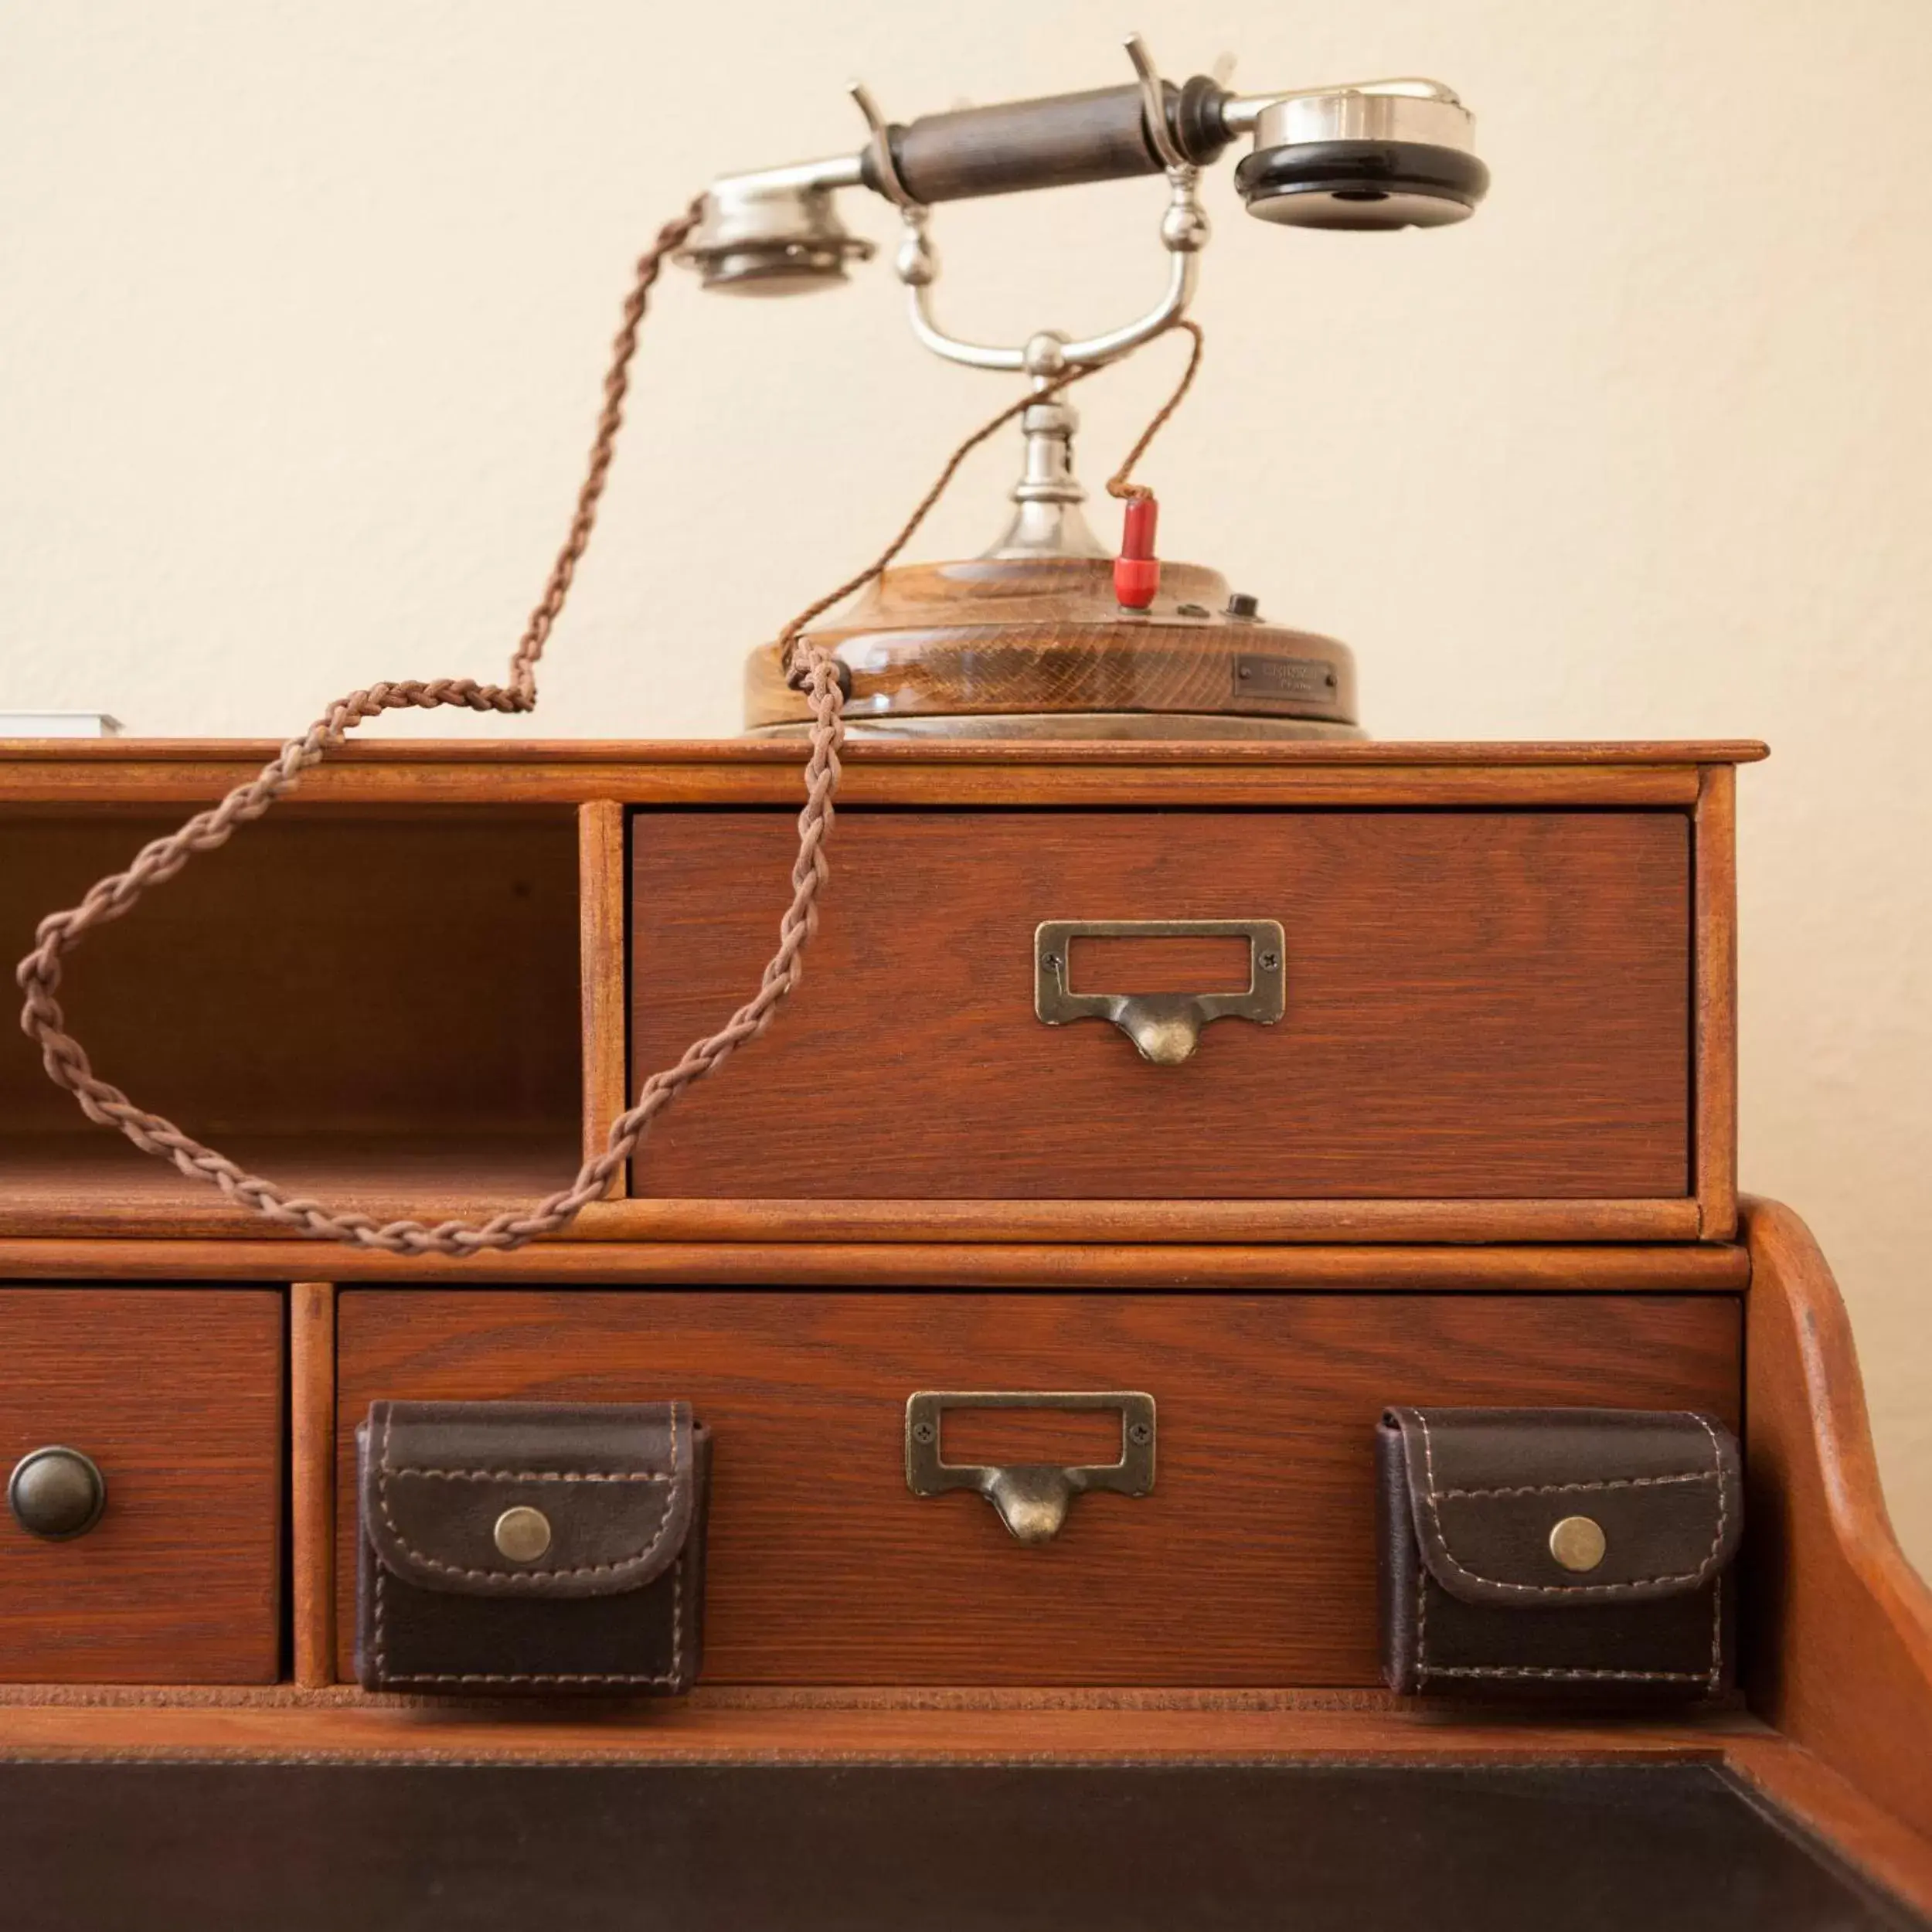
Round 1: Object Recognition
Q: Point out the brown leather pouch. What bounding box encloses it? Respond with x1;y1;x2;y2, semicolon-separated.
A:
355;1400;709;1696
1378;1406;1741;1702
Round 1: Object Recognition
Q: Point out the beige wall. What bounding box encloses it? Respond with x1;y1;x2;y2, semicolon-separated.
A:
5;3;1929;1566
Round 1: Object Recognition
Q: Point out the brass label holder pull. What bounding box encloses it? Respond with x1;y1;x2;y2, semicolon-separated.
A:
904;1390;1156;1546
1034;918;1286;1063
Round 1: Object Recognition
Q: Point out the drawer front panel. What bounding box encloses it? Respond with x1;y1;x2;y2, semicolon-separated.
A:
0;1289;282;1682
335;1291;1739;1686
628;810;1692;1201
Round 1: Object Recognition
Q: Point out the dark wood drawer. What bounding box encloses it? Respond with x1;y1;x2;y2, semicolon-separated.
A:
628;809;1692;1206
334;1289;1739;1687
0;1289;282;1682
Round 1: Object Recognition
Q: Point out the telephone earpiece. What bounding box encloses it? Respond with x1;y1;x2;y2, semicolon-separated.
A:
1233;87;1487;230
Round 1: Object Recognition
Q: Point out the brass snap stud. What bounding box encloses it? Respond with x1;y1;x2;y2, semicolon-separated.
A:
493;1505;552;1563
1549;1514;1607;1573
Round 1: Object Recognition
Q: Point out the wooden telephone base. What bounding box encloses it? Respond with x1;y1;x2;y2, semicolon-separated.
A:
743;553;1362;739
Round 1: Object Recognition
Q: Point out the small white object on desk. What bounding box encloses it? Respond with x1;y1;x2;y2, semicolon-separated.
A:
0;713;122;737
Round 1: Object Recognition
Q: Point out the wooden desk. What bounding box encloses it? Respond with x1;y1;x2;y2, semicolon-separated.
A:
0;739;1925;1920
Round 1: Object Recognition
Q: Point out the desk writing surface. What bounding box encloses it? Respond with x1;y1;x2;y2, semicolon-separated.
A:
0;1760;1918;1930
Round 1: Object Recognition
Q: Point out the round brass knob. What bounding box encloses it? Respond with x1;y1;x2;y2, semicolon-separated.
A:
9;1447;107;1541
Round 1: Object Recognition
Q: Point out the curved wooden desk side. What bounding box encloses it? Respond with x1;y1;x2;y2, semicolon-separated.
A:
1743;1198;1932;1841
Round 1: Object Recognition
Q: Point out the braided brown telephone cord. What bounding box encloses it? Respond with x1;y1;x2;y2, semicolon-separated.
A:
14;209;1203;1256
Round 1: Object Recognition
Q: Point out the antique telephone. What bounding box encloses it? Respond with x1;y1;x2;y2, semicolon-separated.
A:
15;38;1485;1253
686;39;1488;738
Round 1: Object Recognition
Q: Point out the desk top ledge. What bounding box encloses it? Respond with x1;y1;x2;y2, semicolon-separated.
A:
0;737;1769;767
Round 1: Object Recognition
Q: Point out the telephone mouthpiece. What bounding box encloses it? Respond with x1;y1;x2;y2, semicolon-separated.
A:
1235;87;1487;230
677;181;875;294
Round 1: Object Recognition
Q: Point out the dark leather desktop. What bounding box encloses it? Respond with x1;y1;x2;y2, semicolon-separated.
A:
0;1760;1919;1931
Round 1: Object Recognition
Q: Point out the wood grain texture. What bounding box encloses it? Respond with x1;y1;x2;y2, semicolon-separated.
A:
290;1284;336;1689
0;1132;584;1238
0;777;1729;1247
631;810;1693;1202
1724;1733;1932;1919
0;738;1767;815
1740;1198;1932;1842
334;1290;1740;1686
577;801;628;1195
0;1696;1740;1763
0;765;1712;808
0;1238;1751;1289
0;812;580;1144
0;1289;282;1683
0;1184;1709;1244
744;556;1357;731
570;1198;1709;1244
0;737;1772;767
1695;764;1739;1238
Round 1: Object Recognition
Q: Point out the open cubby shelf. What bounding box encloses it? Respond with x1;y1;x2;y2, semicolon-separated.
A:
0;808;583;1225
0;1130;585;1226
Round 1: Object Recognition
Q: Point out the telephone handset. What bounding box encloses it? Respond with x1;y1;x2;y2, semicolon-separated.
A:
16;37;1485;1254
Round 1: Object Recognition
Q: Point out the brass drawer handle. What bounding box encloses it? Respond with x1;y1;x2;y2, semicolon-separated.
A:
1034;918;1286;1064
905;1390;1155;1546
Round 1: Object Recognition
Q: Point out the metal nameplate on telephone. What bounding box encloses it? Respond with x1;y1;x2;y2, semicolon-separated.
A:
1235;654;1342;703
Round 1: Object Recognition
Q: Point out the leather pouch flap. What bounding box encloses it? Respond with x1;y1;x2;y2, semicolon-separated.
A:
1382;1406;1741;1609
360;1400;696;1600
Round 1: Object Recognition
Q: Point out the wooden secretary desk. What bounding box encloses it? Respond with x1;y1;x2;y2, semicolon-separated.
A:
0;734;1928;1930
